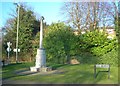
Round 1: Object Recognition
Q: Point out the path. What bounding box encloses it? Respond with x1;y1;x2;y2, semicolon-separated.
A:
2;68;66;84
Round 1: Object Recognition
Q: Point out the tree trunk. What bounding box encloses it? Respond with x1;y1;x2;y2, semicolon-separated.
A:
66;54;70;64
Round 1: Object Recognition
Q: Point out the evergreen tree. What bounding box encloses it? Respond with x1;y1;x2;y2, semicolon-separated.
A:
3;4;37;62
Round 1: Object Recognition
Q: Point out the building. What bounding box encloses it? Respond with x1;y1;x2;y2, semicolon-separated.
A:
73;27;116;39
106;28;116;39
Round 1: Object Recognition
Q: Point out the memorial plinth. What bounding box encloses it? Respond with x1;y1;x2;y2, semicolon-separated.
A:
35;49;46;68
30;49;52;72
30;16;52;72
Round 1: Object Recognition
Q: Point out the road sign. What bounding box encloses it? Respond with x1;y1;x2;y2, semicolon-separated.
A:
7;48;11;52
13;48;20;52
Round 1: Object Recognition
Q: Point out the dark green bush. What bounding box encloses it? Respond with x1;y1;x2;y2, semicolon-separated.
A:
77;29;118;66
43;22;77;64
78;30;108;52
91;38;118;56
97;49;118;66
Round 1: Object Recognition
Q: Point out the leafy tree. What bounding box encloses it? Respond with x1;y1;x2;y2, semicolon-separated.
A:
77;29;118;66
78;29;118;56
3;4;37;62
41;22;77;64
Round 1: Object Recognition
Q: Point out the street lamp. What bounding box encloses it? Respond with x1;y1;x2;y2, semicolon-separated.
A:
14;3;20;63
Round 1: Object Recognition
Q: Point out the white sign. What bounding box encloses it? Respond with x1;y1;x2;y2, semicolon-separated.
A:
95;64;110;68
7;48;11;52
7;42;12;47
6;42;12;52
13;49;20;52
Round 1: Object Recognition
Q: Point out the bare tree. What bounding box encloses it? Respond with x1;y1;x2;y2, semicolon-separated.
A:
61;2;84;32
61;2;117;31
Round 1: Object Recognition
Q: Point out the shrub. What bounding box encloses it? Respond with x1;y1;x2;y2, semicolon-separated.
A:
77;29;118;66
43;22;77;64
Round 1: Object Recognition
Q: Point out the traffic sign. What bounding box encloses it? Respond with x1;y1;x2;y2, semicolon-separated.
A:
7;48;11;52
13;49;20;52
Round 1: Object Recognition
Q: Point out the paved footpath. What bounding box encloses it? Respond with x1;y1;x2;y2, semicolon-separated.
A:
2;69;64;84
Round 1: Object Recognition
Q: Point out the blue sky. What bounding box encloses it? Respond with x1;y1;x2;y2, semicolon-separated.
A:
0;1;119;29
0;2;64;28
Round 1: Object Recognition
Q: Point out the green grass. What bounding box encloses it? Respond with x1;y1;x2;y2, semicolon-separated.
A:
2;62;34;80
77;49;118;66
2;62;118;84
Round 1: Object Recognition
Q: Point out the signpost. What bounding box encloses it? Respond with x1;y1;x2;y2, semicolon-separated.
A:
13;48;20;63
6;42;12;64
13;49;20;52
94;64;110;79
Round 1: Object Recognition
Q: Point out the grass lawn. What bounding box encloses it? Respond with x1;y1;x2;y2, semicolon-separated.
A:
2;62;118;84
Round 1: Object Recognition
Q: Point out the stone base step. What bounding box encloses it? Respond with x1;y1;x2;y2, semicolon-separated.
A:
30;67;52;72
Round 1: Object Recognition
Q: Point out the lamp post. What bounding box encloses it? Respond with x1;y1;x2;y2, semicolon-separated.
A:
14;3;20;63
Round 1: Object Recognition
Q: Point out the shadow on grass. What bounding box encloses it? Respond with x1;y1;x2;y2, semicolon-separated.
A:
2;62;67;81
2;63;22;67
2;69;38;81
2;63;117;84
47;67;105;84
48;64;67;70
2;62;34;80
76;53;99;65
2;73;19;80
